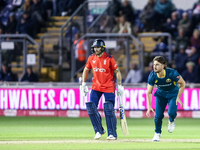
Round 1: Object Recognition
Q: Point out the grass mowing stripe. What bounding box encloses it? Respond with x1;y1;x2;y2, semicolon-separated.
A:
0;117;199;149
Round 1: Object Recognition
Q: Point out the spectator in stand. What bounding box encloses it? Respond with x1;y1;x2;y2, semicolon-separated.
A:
124;62;141;84
0;63;17;82
139;0;156;31
149;0;176;31
190;29;200;50
121;0;135;25
187;45;200;65
174;28;189;54
58;0;84;16
99;0;123;32
175;45;188;74
141;62;153;83
0;0;6;12
177;12;191;33
163;11;179;37
31;0;47;37
111;0;123;17
18;0;32;17
16;11;34;36
187;0;200;37
112;15;131;34
31;0;47;22
181;61;199;83
73;33;87;72
5;12;17;34
21;66;38;82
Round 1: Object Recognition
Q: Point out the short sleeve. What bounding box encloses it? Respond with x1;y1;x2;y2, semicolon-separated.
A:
171;69;181;82
147;71;155;86
110;56;118;70
85;56;92;69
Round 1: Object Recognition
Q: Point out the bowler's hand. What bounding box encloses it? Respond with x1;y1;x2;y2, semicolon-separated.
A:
176;98;183;107
80;85;89;96
117;85;124;97
146;108;154;117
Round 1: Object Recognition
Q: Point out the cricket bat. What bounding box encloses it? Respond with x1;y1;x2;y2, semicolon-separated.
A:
118;95;129;136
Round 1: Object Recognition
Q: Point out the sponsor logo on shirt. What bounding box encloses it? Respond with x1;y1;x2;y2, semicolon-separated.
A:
155;80;158;83
176;76;180;79
93;67;106;72
114;64;117;68
166;78;171;83
92;60;96;63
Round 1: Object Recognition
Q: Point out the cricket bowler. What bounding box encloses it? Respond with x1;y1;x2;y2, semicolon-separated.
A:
146;56;186;141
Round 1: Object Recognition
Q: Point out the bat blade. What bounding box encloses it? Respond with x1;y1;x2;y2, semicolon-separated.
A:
119;104;129;136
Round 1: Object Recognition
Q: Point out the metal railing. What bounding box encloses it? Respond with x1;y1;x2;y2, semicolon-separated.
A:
71;33;143;80
40;34;59;67
0;34;40;73
59;0;113;71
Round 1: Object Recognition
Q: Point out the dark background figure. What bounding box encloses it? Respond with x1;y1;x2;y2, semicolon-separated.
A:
0;63;17;82
5;12;17;34
177;12;191;33
139;0;156;31
175;45;188;74
148;0;175;31
141;62;153;83
21;66;38;82
31;0;47;37
181;61;199;83
174;28;189;54
121;0;135;25
187;45;200;65
163;11;179;38
190;29;200;50
16;11;34;37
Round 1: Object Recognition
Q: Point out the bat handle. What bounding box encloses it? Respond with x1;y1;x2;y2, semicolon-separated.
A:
118;95;122;105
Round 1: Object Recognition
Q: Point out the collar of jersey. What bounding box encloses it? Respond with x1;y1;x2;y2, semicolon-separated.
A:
156;69;166;78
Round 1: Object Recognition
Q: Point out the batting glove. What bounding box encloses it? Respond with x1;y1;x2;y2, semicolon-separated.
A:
117;85;124;97
80;82;89;96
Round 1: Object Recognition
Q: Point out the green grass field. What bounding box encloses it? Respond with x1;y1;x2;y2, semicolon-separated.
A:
0;117;199;150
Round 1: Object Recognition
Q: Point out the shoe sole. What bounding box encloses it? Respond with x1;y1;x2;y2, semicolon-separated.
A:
107;137;117;140
152;140;159;142
168;130;174;133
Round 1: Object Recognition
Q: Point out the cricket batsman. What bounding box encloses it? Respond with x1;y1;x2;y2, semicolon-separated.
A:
80;39;124;140
146;56;186;141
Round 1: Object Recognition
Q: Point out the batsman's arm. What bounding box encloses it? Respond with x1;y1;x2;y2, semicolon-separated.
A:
114;68;122;85
146;84;154;117
82;67;90;83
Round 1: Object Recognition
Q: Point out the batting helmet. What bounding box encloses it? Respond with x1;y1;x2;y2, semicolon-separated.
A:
91;39;106;54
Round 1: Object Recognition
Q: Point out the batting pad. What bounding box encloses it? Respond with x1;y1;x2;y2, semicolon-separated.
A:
104;101;117;137
86;102;105;134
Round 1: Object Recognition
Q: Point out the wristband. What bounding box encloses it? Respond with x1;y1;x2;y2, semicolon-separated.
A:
82;82;86;86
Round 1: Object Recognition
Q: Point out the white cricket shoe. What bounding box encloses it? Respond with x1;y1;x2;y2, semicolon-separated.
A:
107;135;117;140
152;133;161;142
94;131;105;140
168;120;175;133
